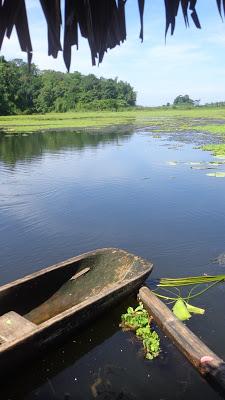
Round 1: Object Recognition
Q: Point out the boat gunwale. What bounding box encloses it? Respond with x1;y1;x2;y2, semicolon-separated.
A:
0;248;153;353
0;247;148;293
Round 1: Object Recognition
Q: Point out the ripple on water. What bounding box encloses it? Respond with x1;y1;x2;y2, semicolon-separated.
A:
1;130;225;400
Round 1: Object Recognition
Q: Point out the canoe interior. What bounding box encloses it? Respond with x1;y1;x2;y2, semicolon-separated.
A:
0;249;152;327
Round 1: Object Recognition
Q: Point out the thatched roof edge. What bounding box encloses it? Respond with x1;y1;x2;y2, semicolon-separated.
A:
0;1;223;70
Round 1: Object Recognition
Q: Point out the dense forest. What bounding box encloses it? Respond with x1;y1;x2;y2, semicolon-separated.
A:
0;57;136;115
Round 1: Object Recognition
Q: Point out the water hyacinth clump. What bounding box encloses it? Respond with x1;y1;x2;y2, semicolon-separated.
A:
120;303;160;360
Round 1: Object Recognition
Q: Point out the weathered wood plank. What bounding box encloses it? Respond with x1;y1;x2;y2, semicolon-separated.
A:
139;286;225;392
70;267;90;280
0;311;37;343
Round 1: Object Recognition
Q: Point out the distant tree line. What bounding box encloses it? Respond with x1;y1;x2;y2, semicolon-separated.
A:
0;57;136;115
204;102;225;107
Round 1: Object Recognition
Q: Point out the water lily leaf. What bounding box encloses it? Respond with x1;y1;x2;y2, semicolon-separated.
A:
191;166;215;170
167;161;177;166
172;298;191;321
209;161;225;165
206;172;225;178
186;303;205;315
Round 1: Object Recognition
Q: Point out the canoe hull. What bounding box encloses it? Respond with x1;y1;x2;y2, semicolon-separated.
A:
0;248;152;374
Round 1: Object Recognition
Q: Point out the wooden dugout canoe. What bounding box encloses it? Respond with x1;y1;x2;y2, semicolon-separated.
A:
0;248;152;373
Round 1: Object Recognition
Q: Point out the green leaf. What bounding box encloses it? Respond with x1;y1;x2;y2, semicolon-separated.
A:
172;298;191;321
146;352;153;360
135;304;144;312
127;307;134;314
186;303;205;315
120;302;160;360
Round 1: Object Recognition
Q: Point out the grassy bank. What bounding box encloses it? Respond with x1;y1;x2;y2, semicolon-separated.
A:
1;107;225;134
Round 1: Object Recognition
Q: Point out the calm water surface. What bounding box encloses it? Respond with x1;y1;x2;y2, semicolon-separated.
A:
1;128;225;399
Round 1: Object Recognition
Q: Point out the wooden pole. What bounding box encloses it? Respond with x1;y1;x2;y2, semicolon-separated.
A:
138;286;225;393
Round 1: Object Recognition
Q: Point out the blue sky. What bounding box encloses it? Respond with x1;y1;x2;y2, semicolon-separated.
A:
1;0;225;106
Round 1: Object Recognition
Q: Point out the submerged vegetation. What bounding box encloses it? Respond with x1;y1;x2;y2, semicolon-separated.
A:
120;303;160;360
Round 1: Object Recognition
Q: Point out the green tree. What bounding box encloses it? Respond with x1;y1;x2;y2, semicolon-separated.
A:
173;95;194;107
0;58;137;115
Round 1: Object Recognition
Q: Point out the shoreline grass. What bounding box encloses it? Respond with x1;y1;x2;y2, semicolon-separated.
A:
1;107;225;134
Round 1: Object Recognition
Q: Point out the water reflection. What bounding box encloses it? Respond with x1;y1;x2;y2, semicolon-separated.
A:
0;128;133;166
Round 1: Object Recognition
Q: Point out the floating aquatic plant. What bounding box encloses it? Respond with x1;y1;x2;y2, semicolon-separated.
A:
172;298;205;321
172;298;191;321
167;161;178;166
120;303;160;360
152;274;225;321
158;274;225;287
206;172;225;177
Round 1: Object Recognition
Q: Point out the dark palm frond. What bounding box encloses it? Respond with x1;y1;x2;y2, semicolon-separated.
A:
216;0;225;18
164;0;180;37
14;1;33;65
165;0;201;37
181;0;190;27
63;0;78;71
0;0;32;64
138;0;144;42
0;0;7;49
40;0;62;58
189;0;201;28
0;1;224;70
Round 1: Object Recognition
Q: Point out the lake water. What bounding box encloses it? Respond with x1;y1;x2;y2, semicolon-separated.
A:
1;128;225;399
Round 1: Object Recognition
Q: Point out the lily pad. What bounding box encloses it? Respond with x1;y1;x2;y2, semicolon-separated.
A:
191;166;215;170
209;161;225;165
206;172;225;178
172;298;191;321
167;161;178;166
